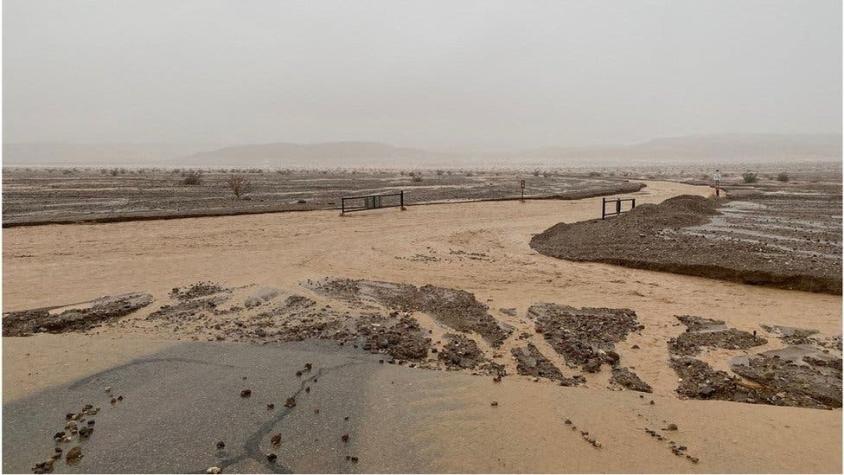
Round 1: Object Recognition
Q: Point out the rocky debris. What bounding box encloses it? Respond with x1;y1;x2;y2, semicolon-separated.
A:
206;466;222;474
490;401;498;407
309;278;511;346
271;433;282;447
240;389;252;398
284;397;296;408
528;303;640;372
610;367;653;393
668;315;766;356
761;324;820;345
644;428;699;463
731;351;842;409
65;446;83;465
499;308;517;317
357;315;431;361
170;282;227;301
266;453;277;463
438;334;487;370
511;343;583;385
341;434;349;443
530;193;842;294
267;403;274;410
672;355;840;409
216;441;225;450
3;293;153;336
345;456;359;463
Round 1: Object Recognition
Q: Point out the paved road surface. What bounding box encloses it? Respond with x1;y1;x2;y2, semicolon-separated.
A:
3;341;391;473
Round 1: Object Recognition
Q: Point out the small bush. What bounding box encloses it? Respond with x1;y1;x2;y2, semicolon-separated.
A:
436;169;444;176
110;168;119;176
226;174;252;199
532;169;541;177
588;171;602;177
411;175;423;183
776;172;789;182
742;171;758;183
182;170;203;185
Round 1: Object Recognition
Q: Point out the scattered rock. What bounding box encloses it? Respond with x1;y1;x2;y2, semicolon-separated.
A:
610;367;653;393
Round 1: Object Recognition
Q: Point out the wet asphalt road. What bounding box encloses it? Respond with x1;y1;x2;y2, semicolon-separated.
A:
3;341;388;473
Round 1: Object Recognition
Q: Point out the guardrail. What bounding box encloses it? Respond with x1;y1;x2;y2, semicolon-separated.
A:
601;197;636;219
341;191;405;215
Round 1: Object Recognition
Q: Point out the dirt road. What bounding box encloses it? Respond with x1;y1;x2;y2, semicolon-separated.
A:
3;180;841;472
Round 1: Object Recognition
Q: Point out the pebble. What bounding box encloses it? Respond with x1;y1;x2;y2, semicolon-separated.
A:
266;453;277;463
240;389;252;398
341;434;349;443
206;466;222;474
271;433;282;447
65;446;83;465
490;401;499;407
216;441;225;450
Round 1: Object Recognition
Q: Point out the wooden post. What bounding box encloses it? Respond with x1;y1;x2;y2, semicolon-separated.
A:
602;197;606;220
400;190;405;210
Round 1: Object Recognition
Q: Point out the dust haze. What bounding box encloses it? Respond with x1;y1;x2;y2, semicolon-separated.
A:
2;0;842;167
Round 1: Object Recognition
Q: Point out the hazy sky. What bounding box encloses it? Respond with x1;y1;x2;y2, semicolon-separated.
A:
3;0;841;150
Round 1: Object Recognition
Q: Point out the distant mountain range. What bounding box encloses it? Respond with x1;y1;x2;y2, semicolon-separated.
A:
4;134;840;168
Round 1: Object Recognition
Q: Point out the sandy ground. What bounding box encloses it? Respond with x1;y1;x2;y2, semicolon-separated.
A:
3;180;842;472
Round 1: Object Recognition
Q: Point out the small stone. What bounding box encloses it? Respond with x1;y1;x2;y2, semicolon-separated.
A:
490;401;498;407
271;433;282;447
295;371;302;377
284;397;296;408
665;423;678;431
305;387;310;393
206;467;222;474
341;434;349;443
65;446;83;465
78;426;93;438
266;453;277;463
564;419;572;425
240;389;252;398
117;395;124;401
216;441;225;450
649;400;655;405
267;403;275;410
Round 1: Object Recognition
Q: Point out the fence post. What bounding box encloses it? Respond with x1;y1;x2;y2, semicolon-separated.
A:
401;190;405;210
632;198;636;209
616;199;621;215
341;198;345;215
602;197;606;220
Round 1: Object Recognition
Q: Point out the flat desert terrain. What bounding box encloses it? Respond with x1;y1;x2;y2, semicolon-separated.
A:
3;178;842;473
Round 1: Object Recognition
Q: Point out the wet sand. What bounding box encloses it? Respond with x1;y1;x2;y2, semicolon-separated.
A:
3;180;841;472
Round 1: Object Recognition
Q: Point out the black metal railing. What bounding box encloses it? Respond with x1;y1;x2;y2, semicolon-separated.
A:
601;197;636;219
341;191;405;215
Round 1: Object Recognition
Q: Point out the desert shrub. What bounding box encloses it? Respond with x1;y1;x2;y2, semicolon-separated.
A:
436;169;444;176
532;169;541;177
742;171;758;183
542;171;551;178
776;172;789;182
226;174;252;199
100;168;108;174
62;169;73;175
110;168;119;176
411;174;423;183
588;171;602;177
182;170;203;185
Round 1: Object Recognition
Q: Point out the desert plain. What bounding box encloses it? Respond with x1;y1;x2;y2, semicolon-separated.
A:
2;165;842;473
